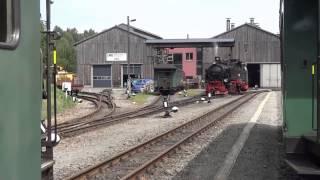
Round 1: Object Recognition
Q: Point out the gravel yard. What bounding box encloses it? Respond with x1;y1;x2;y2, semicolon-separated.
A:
111;90;159;114
55;89;158;124
53;95;240;179
152;92;268;180
56;100;96;124
168;91;301;180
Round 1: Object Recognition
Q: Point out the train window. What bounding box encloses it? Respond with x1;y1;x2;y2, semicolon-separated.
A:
0;0;20;50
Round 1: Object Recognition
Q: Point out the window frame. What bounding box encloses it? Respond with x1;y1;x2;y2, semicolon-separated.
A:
186;52;193;61
167;53;173;62
0;0;21;50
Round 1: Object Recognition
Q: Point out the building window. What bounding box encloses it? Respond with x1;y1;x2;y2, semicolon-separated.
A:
123;64;142;75
0;0;20;49
167;54;173;62
186;53;193;60
93;76;111;80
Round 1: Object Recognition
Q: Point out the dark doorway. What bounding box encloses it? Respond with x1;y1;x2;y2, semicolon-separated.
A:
122;64;142;87
247;64;260;87
123;74;138;87
173;53;183;70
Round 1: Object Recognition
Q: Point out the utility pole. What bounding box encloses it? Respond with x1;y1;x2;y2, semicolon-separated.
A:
127;16;136;98
45;0;52;159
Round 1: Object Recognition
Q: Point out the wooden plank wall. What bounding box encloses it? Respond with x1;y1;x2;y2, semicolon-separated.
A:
203;25;280;72
75;27;155;87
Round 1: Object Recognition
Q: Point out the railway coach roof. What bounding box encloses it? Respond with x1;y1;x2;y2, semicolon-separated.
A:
145;38;235;48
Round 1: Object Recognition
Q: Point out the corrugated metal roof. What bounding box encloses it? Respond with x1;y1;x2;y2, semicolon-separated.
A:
146;38;234;44
145;38;235;48
154;64;177;70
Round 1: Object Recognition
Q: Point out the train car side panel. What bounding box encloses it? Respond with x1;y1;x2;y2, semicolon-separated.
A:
0;0;41;179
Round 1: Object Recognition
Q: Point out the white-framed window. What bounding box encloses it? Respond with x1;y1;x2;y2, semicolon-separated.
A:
186;52;193;60
0;0;20;49
93;76;111;80
167;53;173;61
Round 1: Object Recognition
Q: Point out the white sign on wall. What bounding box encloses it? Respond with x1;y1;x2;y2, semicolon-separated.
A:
106;53;127;61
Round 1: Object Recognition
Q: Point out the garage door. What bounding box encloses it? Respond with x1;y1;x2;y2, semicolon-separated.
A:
92;65;112;87
260;64;281;88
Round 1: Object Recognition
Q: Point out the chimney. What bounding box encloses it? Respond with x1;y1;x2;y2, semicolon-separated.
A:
250;18;255;25
231;23;235;29
187;34;189;39
226;18;231;31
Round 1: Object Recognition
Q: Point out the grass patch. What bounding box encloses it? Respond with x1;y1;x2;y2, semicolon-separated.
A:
41;87;76;120
186;89;201;97
131;93;152;105
179;89;201;97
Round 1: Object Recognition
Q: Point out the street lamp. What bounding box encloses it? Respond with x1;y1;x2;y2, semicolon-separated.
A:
127;16;136;98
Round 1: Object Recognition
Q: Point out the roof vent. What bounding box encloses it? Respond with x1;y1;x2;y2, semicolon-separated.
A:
231;23;235;29
226;18;231;31
250;18;255;25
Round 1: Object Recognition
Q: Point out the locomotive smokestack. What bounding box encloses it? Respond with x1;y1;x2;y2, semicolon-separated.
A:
226;18;231;31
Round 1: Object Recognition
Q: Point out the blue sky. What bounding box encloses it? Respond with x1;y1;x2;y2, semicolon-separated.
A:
40;0;279;38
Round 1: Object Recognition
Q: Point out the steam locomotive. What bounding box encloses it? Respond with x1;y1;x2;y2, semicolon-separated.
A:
205;58;249;95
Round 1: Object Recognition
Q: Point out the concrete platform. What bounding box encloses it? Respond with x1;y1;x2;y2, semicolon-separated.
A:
174;91;306;180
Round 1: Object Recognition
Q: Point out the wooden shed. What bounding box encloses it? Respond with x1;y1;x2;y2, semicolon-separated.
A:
74;24;162;88
204;23;281;88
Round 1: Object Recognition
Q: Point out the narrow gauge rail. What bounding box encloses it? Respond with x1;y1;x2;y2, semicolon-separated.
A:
56;93;160;130
65;92;261;180
75;94;103;119
54;92;115;126
82;91;116;117
58;95;201;137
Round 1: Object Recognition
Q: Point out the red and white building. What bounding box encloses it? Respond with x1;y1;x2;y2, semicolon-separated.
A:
167;48;197;79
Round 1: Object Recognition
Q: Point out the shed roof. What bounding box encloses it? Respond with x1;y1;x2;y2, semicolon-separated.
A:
213;23;280;39
146;38;235;48
154;64;177;70
118;24;162;39
74;24;162;46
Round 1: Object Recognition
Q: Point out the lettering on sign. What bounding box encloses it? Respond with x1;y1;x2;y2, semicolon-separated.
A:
106;53;127;61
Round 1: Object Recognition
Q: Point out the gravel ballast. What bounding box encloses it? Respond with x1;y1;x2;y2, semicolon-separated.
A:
56;100;95;124
53;95;241;179
153;92;268;180
170;91;302;180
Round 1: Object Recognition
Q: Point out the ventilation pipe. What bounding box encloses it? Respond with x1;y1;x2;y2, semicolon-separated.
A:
231;23;235;29
250;18;255;25
226;18;231;31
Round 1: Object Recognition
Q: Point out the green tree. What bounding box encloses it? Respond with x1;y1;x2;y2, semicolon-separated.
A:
40;20;46;57
55;30;76;72
40;23;97;73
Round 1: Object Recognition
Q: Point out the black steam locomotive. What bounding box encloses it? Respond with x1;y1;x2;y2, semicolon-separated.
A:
205;58;248;95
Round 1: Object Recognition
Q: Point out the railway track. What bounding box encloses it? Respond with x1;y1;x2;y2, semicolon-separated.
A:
55;92;115;127
79;92;116;118
58;94;201;137
65;91;262;180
